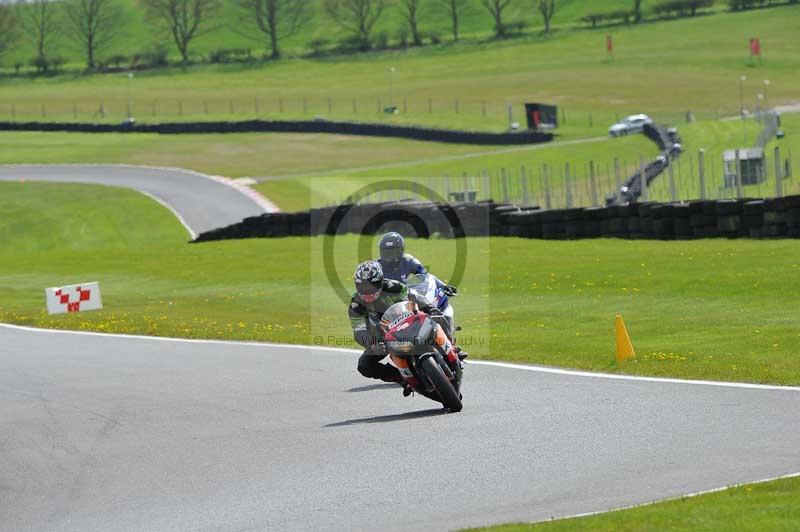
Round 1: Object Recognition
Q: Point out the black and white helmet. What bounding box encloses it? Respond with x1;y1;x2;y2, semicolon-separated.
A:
379;232;405;263
354;260;384;303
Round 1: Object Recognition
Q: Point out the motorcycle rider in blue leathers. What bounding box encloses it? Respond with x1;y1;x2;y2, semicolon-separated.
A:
375;232;465;358
376;232;427;284
376;232;458;304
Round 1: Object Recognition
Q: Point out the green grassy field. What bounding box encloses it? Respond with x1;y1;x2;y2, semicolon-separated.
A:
0;130;494;178
1;6;797;136
470;475;800;531
2;181;799;385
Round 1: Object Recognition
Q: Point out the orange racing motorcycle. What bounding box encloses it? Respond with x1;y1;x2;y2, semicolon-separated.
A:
378;300;463;412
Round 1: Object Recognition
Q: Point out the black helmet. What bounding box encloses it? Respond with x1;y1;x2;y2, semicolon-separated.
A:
354;260;384;303
379;232;405;263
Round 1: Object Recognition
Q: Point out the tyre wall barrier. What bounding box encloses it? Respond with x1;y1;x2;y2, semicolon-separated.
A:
193;195;800;243
0;120;554;145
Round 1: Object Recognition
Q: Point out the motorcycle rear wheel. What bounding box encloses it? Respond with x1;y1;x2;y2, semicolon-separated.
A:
421;356;462;412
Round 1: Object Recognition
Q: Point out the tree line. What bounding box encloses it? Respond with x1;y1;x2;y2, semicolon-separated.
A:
0;0;793;73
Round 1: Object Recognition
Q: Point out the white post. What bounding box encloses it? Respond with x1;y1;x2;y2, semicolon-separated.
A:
565;162;573;208
699;149;706;200
543;165;552;210
775;146;783;198
668;160;677;202
521;165;530;205
639;155;648;201
501;168;510;203
589;161;598;207
735;149;743;199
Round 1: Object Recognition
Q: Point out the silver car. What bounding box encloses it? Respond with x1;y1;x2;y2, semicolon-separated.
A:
609;114;653;137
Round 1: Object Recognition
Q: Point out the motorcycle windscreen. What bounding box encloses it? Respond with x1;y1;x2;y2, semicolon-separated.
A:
380;300;416;330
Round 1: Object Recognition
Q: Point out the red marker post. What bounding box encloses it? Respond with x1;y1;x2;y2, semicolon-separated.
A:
606;35;614;61
750;37;761;64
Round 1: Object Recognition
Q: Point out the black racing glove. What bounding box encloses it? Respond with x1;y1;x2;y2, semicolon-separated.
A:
442;284;458;297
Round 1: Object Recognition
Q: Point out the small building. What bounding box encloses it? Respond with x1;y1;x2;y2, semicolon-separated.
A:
723;148;765;187
524;103;558;130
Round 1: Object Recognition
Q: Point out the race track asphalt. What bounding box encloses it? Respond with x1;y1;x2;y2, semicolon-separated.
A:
0;165;271;237
2;324;799;532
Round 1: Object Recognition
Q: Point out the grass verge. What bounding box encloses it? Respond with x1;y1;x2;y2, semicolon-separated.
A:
468;475;800;531
2;182;799;385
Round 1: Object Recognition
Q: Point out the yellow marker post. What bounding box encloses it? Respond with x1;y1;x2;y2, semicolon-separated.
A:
615;315;636;362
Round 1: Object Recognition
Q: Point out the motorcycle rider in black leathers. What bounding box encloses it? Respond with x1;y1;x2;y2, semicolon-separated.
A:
350;260;444;390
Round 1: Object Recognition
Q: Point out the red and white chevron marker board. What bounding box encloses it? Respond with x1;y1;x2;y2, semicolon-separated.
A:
45;282;103;315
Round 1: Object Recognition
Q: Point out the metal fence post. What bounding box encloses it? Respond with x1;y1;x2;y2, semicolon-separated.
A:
501;168;510;203
589;161;598;207
735;149;743;199
521;165;529;205
565;163;573;208
668;159;677;202
640;155;648;202
699;149;706;200
543;164;552;210
775;146;783;198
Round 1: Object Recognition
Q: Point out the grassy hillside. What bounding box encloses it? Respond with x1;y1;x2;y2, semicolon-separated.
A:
1;6;797;136
2;182;800;385
3;0;676;68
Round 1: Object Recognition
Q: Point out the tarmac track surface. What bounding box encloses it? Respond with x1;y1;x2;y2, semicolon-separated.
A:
2;324;799;532
0;165;273;238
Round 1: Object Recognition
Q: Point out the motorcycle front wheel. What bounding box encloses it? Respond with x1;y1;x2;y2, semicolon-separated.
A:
421;356;462;412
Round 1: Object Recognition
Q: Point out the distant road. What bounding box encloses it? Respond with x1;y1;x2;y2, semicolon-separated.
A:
0;164;276;238
2;324;799;532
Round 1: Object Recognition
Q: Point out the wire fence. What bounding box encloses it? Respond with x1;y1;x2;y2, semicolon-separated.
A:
0;95;741;132
329;146;797;210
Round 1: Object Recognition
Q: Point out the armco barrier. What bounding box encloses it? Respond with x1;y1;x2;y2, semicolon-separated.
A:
193;195;800;243
0;120;554;145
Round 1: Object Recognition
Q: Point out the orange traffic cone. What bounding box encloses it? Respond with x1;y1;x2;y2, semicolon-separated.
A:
615;315;636;362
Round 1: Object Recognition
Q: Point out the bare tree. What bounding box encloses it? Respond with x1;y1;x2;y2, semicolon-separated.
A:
235;0;310;58
21;0;61;59
438;0;469;41
481;0;512;38
633;0;643;22
145;0;220;63
537;0;556;34
400;0;422;46
324;0;385;51
64;0;124;69
0;4;18;59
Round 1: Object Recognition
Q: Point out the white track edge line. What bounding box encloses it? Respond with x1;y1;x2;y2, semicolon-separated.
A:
2;322;799;392
529;470;800;526
466;360;800;391
137;190;197;240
